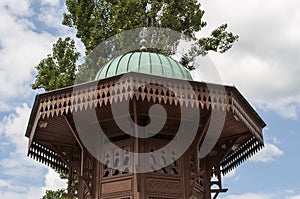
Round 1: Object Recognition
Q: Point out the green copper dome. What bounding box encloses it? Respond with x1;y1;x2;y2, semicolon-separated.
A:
95;52;193;81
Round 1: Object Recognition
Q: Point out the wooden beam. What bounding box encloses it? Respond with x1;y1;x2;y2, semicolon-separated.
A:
63;115;84;150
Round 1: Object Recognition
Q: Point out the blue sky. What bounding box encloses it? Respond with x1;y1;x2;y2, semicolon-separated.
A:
0;0;299;198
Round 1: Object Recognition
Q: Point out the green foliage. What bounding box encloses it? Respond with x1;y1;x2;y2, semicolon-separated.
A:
199;24;239;53
41;189;68;199
31;37;80;91
61;0;238;81
182;24;239;70
63;0;207;54
53;168;68;180
33;0;238;89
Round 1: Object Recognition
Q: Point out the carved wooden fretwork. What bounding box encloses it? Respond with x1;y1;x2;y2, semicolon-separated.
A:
147;144;180;175
189;147;204;199
63;149;96;199
27;141;68;173
81;151;94;199
27;73;264;173
102;144;132;179
64;151;81;198
202;156;228;199
190;186;204;199
37;76;233;119
221;136;263;175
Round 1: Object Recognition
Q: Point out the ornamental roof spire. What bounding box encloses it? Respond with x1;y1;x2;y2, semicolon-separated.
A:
139;27;148;52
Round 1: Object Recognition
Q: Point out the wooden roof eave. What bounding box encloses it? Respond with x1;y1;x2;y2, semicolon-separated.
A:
25;94;40;138
25;72;265;158
220;135;264;175
26;73;265;140
25;94;44;154
229;87;266;143
230;86;266;128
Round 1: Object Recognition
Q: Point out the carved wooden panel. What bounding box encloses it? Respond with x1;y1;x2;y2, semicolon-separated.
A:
102;144;132;179
190;187;204;199
102;195;132;199
101;179;132;194
146;142;180;175
146;179;181;194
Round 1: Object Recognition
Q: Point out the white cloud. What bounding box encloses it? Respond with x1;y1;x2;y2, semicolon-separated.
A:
223;169;239;182
221;193;274;199
223;169;237;179
41;0;60;6
250;143;283;163
43;168;67;191
0;3;58;111
290;195;300;199
268;136;281;145
0;104;30;151
200;0;300;119
285;189;296;195
0;0;32;16
0;104;46;179
38;5;63;29
0;179;10;187
0;103;67;199
37;1;71;36
0;1;81;198
0;0;83;112
36;1;85;53
0;186;44;199
220;192;300;199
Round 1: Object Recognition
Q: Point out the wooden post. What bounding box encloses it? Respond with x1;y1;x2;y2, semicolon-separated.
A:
133;98;140;199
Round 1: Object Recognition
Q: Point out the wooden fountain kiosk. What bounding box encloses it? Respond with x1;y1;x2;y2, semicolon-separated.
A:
26;52;265;199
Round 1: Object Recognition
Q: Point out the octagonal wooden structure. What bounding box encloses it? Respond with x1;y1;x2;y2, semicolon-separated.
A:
26;72;265;199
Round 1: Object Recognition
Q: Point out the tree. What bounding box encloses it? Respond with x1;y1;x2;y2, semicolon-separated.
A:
35;0;239;197
32;0;238;88
62;0;208;53
31;37;80;91
41;189;68;199
63;0;238;79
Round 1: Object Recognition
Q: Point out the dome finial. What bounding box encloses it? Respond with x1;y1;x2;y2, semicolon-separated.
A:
139;27;148;52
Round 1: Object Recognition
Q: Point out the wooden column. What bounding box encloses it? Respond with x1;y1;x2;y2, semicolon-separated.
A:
133;98;140;199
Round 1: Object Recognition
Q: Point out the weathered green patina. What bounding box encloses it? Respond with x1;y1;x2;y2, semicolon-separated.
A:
95;52;193;81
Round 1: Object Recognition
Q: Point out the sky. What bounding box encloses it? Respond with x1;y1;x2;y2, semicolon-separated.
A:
0;0;299;198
